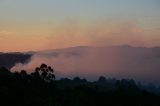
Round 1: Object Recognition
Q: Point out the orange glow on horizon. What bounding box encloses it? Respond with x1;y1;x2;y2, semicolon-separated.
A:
0;19;160;52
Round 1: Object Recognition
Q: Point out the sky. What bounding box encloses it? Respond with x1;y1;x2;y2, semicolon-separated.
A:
0;0;160;52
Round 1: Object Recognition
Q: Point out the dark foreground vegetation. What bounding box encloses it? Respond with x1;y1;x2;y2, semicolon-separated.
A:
0;64;160;106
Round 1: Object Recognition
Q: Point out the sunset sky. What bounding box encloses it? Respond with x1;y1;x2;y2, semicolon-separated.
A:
0;0;160;52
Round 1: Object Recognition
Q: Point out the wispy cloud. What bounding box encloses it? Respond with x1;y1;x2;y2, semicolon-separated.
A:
46;19;159;48
0;30;13;36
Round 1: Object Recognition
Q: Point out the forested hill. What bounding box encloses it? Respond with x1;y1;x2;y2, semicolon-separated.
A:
0;64;160;106
0;52;32;69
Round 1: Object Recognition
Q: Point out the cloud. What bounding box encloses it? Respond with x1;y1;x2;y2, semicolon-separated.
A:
0;30;13;37
45;19;160;49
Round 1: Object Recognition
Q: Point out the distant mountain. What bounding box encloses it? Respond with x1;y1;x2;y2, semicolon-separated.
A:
37;45;160;62
37;46;92;57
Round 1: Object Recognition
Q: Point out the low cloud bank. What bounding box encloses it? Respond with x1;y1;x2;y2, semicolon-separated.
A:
11;46;160;84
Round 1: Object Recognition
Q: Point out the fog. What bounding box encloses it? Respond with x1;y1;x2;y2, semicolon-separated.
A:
11;46;160;84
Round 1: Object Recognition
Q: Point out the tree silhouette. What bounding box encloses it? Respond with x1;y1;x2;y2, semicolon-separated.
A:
32;63;55;82
0;67;10;75
20;70;28;77
98;76;106;83
73;76;81;82
0;64;160;106
0;66;11;79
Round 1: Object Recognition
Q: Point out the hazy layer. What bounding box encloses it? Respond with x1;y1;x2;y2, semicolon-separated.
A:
11;46;160;84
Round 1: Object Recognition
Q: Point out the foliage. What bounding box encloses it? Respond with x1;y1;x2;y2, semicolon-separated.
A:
0;64;160;106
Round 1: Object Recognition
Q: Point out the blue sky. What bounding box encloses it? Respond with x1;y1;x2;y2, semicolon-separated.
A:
0;0;159;23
